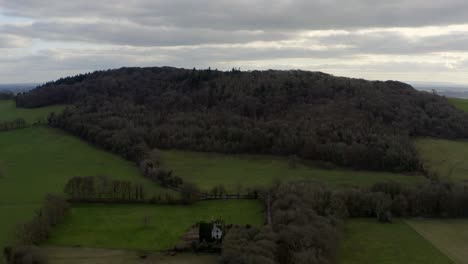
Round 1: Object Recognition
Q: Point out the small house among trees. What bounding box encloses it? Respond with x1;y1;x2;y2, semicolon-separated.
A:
199;221;225;243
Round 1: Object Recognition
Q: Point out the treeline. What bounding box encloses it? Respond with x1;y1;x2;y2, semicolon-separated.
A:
3;194;69;264
63;175;256;205
0;91;15;100
0;118;27;132
16;67;468;172
221;180;468;264
64;176;146;202
63;175;198;205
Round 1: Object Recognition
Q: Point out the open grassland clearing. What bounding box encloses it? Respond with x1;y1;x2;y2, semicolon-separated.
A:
161;150;426;192
46;200;263;251
407;219;468;264
339;219;453;264
448;98;468;112
0;100;66;123
415;138;468;182
42;246;218;264
0;127;170;256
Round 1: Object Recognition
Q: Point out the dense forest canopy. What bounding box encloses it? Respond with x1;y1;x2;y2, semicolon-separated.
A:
16;67;468;172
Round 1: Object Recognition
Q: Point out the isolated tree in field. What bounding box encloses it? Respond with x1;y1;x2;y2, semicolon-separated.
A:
142;215;151;228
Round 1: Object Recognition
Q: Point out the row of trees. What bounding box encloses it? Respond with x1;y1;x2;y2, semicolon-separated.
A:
221;180;468;264
62;175;257;205
15;195;69;246
16;67;468;172
64;176;146;202
0;92;15;100
0;118;27;132
4;195;69;264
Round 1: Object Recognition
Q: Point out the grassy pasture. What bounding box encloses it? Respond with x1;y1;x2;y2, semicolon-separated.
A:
0;126;168;257
0;100;66;123
415;138;468;182
448;98;468;112
161;150;425;192
407;219;468;264
413;98;468;183
340;219;453;264
47;200;263;251
43;246;218;264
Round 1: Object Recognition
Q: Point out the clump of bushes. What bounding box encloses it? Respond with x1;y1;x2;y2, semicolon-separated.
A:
139;157;183;188
15;194;69;246
4;194;69;264
3;246;46;264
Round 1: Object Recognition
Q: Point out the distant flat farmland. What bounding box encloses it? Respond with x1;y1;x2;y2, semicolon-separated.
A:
161;150;426;192
407;220;468;264
340;219;453;264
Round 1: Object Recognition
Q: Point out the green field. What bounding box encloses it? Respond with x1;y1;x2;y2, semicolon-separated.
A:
43;246;218;264
0;100;66;123
340;219;454;264
448;98;468;112
0;127;169;255
47;200;263;251
407;219;468;264
161;150;425;192
415;138;468;182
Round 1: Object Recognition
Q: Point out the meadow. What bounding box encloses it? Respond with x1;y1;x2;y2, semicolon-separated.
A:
161;150;426;192
0;100;66;123
448;98;468;112
0;100;171;259
413;98;468;183
46;200;263;251
340;219;454;264
407;219;468;264
0;127;172;253
415;138;468;182
0;97;464;264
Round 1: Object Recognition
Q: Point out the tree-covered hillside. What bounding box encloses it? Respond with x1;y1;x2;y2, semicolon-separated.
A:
16;67;468;172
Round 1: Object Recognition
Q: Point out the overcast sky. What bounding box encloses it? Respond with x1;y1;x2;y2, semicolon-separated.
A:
2;0;468;85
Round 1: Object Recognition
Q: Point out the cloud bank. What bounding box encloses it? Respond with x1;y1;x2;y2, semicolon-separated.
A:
1;0;468;84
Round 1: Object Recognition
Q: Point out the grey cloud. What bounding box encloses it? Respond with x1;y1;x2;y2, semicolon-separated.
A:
0;34;30;48
1;42;466;83
2;0;468;30
1;0;468;84
312;31;468;55
2;22;288;46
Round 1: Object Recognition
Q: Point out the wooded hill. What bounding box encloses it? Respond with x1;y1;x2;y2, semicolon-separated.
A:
16;67;468;172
